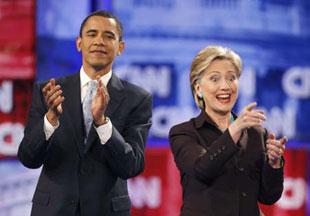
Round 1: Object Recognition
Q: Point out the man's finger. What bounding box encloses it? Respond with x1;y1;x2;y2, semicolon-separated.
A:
42;82;52;95
46;86;61;103
42;79;57;97
47;89;63;104
56;97;64;114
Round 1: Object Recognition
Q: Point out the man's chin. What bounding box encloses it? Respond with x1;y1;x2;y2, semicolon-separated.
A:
91;64;107;71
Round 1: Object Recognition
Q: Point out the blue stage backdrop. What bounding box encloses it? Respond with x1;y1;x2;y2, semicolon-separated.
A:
36;0;310;148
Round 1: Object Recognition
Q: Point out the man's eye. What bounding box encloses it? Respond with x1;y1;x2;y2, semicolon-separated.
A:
105;34;115;40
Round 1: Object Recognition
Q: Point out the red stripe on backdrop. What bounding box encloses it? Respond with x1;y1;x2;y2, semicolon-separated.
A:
129;148;182;216
0;52;35;79
0;79;33;158
0;0;35;50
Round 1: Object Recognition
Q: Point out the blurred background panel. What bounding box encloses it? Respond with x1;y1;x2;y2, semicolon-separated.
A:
0;0;309;215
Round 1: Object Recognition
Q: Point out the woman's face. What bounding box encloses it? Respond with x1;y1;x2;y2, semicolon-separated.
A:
196;59;239;116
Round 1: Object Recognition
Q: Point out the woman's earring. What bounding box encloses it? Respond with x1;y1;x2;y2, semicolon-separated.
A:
197;92;203;99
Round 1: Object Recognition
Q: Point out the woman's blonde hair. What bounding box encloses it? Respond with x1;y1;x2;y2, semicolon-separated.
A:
190;45;242;109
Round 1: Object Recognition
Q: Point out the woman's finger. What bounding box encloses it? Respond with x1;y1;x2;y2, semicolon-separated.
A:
244;102;257;112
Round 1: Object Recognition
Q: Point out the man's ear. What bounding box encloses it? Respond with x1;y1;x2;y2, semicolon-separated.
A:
76;37;82;52
117;41;125;56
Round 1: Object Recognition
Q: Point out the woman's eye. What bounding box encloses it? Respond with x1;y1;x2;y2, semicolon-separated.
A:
210;76;219;82
228;75;236;81
228;76;235;81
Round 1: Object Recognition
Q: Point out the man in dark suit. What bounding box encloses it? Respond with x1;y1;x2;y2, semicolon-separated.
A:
18;10;152;216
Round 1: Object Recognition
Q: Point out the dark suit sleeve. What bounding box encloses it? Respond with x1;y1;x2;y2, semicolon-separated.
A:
18;83;52;168
258;162;284;204
94;93;152;179
169;124;240;182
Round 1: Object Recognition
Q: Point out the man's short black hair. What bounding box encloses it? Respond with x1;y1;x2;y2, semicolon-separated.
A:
79;10;123;41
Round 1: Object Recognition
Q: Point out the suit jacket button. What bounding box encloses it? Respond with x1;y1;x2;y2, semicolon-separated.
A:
239;167;244;172
71;200;75;204
241;192;247;197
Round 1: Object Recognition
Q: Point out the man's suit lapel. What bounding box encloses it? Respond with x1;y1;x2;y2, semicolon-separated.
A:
85;73;125;152
62;73;85;156
105;73;125;117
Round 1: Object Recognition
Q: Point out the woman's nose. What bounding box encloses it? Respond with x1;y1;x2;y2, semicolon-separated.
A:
220;78;230;89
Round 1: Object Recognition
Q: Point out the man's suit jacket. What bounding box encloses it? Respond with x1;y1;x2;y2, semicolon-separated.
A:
169;111;283;216
18;72;152;216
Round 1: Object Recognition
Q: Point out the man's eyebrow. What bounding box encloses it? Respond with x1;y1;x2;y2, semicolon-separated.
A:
103;30;116;36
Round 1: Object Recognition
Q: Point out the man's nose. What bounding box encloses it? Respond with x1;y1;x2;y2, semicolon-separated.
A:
94;36;105;45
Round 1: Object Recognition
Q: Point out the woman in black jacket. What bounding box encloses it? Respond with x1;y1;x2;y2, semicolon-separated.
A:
169;45;286;216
